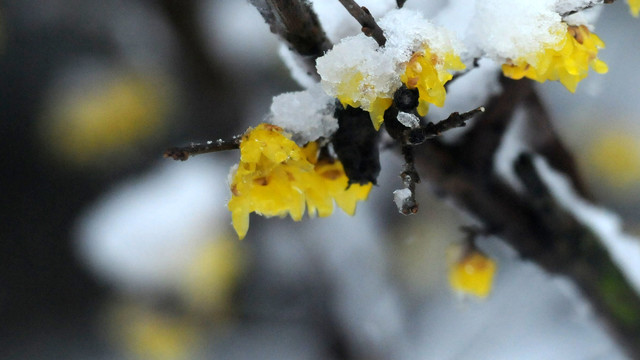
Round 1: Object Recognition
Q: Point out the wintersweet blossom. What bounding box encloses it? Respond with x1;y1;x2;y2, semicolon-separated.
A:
448;246;497;298
502;24;608;93
316;8;465;131
322;45;464;130
400;46;466;117
630;0;640;17
228;124;372;239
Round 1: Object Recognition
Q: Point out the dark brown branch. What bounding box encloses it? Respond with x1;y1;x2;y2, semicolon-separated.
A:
250;0;332;81
338;0;386;47
396;0;407;8
414;78;640;359
521;90;592;199
158;0;243;135
560;0;616;17
164;138;241;161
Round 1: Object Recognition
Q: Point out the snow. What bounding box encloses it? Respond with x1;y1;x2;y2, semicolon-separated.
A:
316;8;464;110
75;160;232;295
493;106;529;191
278;44;318;89
533;156;640;294
470;0;565;64
397;111;420;128
564;5;604;28
269;83;338;144
316;34;398;109
555;0;604;15
393;188;412;212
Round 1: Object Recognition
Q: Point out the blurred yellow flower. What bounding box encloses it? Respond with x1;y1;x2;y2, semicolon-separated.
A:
502;25;608;93
587;131;640;189
109;302;199;360
182;236;243;315
629;0;640;17
42;72;171;167
448;245;497;298
400;47;466;117
228;124;372;239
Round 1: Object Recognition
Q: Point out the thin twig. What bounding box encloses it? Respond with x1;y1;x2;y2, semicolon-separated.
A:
338;0;386;47
404;106;485;145
164;137;241;161
560;0;616;17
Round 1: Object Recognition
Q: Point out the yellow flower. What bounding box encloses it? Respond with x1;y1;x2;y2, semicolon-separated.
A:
629;0;640;17
41;72;171;167
400;47;466;117
502;24;608;93
108;301;200;360
333;47;464;130
448;245;497;298
335;71;393;131
587;130;640;189
228;124;372;239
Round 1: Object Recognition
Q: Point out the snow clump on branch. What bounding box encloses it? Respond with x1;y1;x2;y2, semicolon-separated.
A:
316;8;465;130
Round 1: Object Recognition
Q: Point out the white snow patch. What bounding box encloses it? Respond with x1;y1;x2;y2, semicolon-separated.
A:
470;0;565;64
278;44;318;89
555;0;604;15
493;106;529;192
393;188;412;212
269;83;338;144
75;160;232;295
397;112;420;128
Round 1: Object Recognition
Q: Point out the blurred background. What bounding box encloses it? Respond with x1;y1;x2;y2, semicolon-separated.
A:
0;0;638;359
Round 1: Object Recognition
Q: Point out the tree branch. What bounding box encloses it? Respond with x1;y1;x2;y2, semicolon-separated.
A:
414;78;640;359
338;0;386;47
560;0;616;17
250;0;332;81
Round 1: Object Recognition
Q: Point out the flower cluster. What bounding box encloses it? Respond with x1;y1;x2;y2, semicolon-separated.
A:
316;9;465;131
502;24;608;92
228;124;372;239
324;44;464;130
